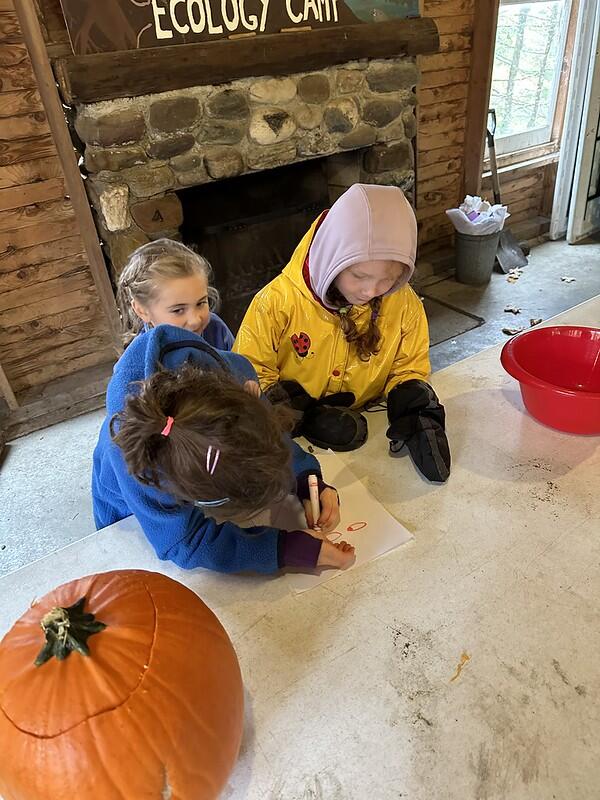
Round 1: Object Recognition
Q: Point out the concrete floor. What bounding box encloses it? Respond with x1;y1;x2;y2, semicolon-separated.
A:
1;237;599;578
2;298;598;799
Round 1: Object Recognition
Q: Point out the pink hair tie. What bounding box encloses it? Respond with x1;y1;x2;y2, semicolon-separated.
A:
161;416;174;437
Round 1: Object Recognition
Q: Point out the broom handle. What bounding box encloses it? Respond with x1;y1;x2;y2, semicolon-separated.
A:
486;109;502;205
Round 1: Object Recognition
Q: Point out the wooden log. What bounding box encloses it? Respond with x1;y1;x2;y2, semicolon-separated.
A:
0;313;104;360
423;0;474;15
130;194;183;234
437;33;471;53
0;262;91;314
463;0;500;196
0;195;73;232
54;17;440;104
0;10;21;41
0;300;98;346
416;179;463;220
0;360;18;409
2;362;114;441
434;15;473;36
4;329;111;370
419;82;468;107
1;283;97;327
0;87;43;116
0;175;64;210
417;144;465;169
421;67;470;90
0;59;36;90
418;232;454;255
420;49;470;72
418;159;463;182
9;341;117;392
481;172;543;199
13;0;124;350
0;133;56;165
418;127;465;151
418;171;462;197
35;0;69;46
419;98;468;124
418;212;455;242
0;154;61;188
0;253;87;304
0;41;27;64
0;109;48;138
0;0;16;10
0;232;82;271
420;114;466;136
0;214;78;251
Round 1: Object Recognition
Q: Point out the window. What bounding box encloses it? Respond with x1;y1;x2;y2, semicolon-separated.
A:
490;0;572;155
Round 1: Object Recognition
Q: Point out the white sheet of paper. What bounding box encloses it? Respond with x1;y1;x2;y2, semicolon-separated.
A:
238;452;414;593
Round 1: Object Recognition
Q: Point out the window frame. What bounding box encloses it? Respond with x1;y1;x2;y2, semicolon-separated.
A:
491;0;573;156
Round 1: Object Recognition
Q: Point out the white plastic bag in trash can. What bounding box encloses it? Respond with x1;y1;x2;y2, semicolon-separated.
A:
446;195;509;235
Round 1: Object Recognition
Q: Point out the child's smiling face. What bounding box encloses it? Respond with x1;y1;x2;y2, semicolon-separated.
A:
132;273;211;334
334;259;405;306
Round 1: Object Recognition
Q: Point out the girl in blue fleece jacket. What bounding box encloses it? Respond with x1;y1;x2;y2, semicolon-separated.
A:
92;325;354;574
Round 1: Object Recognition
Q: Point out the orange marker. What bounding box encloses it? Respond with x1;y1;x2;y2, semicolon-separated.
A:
308;474;321;532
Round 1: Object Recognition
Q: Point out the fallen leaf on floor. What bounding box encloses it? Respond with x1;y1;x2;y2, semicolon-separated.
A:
530;318;543;326
507;267;524;283
502;326;524;335
561;276;576;283
504;305;522;314
450;651;471;682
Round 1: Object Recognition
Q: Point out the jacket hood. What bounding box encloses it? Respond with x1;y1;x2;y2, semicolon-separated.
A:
106;325;251;415
307;183;417;309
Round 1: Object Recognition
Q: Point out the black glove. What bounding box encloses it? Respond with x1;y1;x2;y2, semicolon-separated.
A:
386;380;450;483
265;381;367;451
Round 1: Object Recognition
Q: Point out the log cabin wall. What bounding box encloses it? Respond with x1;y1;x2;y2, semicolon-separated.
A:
416;0;559;273
0;0;120;439
417;0;474;263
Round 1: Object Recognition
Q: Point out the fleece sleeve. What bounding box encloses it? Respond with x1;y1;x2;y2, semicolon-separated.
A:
384;288;432;395
109;448;281;574
233;283;289;391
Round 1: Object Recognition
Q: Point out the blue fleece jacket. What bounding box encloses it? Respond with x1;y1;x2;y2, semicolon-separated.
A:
142;312;234;350
92;324;320;574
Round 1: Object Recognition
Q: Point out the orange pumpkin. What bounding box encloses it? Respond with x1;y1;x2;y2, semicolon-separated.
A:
0;570;244;800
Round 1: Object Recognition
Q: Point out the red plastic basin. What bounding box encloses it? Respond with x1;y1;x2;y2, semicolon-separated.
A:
500;325;600;435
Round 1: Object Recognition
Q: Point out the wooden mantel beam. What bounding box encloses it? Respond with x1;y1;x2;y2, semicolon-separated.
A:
54;17;439;105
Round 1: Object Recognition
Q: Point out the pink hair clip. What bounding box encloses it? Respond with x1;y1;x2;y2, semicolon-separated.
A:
161;416;174;437
206;445;221;475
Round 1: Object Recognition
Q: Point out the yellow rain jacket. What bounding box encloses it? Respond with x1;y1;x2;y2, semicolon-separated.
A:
234;185;431;409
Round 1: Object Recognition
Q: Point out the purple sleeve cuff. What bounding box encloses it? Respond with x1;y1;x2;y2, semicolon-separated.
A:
278;530;322;569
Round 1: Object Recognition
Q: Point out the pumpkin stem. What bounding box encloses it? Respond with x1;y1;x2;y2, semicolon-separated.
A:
34;596;107;667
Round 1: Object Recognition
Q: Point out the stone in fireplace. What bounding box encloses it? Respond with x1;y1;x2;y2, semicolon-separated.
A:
74;56;418;324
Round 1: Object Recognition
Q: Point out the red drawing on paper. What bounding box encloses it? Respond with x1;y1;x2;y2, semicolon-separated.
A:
346;522;367;532
327;522;368;542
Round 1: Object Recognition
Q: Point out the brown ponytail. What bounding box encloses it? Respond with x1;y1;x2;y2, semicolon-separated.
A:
110;363;293;517
326;287;383;361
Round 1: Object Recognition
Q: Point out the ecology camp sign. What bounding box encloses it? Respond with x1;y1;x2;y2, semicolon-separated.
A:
58;0;419;55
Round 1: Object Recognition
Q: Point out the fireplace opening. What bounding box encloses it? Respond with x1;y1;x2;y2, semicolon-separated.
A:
178;156;357;332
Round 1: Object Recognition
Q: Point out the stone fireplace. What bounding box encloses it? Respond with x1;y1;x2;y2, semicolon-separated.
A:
74;57;418;330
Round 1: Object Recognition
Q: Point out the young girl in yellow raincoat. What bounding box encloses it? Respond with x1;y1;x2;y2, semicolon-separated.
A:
234;183;450;483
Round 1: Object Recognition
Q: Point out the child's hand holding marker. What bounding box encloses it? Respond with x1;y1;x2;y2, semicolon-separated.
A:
304;474;355;570
305;475;340;533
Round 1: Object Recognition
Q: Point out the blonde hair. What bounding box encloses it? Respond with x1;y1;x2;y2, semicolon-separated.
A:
116;239;219;345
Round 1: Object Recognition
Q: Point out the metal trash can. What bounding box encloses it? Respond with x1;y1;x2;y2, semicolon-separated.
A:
454;231;500;285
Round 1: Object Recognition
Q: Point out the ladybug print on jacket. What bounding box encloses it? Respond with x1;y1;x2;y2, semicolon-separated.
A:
291;332;311;358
